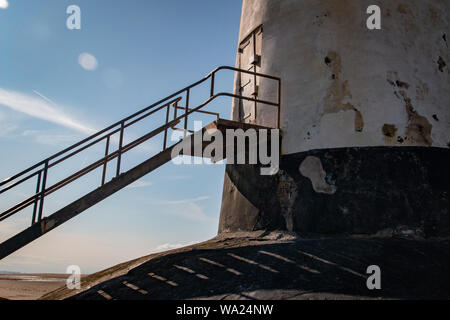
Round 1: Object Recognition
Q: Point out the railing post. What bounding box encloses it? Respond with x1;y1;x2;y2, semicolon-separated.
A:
163;103;171;150
173;100;178;122
37;160;49;222
116;122;125;177
277;79;281;129
210;73;215;97
102;136;110;185
184;89;190;138
252;32;258;124
31;171;42;225
238;70;243;123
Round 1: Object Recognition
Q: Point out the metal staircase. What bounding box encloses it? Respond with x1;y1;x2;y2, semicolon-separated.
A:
0;66;281;260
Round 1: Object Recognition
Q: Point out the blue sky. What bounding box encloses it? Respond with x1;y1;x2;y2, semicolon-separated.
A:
0;0;242;273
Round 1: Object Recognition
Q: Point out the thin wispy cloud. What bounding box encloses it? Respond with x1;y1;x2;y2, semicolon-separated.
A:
32;90;58;107
167;175;191;181
0;88;96;135
22;130;80;147
0;217;30;243
0;125;16;137
125;180;152;189
158;196;214;222
0;111;17;137
0;124;17;136
154;241;197;252
165;196;210;205
176;202;214;222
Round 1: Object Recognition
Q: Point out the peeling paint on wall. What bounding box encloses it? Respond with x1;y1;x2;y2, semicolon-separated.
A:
386;71;433;146
299;156;336;195
237;0;449;153
382;124;398;143
323;51;364;133
398;90;433;146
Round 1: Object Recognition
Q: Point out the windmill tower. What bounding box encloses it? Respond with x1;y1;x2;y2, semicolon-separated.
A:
219;0;450;237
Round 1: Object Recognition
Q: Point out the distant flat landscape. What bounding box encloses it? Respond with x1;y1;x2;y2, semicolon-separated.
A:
0;274;68;300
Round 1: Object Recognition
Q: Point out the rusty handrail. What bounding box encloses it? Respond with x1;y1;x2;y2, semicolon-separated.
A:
0;66;281;225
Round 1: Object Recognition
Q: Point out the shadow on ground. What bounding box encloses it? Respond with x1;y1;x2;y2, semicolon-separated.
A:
43;235;450;300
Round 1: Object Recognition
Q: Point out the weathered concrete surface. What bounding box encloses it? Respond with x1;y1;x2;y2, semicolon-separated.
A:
220;147;450;236
42;232;450;300
234;0;450;153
